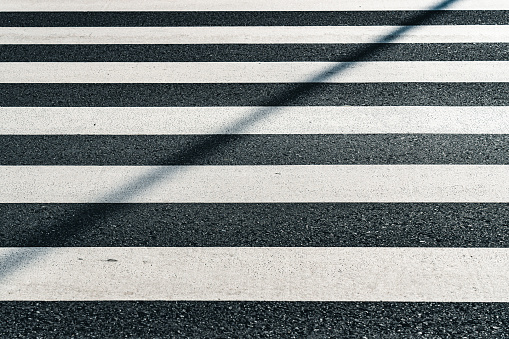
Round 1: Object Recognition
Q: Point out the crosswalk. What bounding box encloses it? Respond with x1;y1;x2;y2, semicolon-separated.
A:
1;0;509;336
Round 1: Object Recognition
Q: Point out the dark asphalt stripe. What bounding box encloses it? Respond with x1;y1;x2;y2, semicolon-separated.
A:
2;83;508;106
2;43;508;62
1;11;508;26
2;203;508;247
2;135;509;165
1;301;507;337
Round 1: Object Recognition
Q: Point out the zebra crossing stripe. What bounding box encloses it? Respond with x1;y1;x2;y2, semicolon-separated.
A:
2;0;508;11
2;247;509;301
1;61;508;83
2;26;508;44
2;107;509;135
1;165;507;203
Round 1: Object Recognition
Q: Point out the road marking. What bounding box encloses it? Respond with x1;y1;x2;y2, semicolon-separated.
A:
2;106;509;135
1;165;508;203
2;247;509;301
2;0;508;11
1;26;507;44
1;61;507;83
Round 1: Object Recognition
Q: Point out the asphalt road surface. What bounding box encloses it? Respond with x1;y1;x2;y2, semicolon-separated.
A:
1;0;509;337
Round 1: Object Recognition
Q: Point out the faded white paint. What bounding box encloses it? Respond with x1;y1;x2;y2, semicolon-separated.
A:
1;0;507;11
2;106;509;135
1;26;507;44
0;165;508;203
2;247;509;301
1;61;507;83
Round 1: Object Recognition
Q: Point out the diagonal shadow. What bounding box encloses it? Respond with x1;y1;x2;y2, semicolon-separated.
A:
0;0;462;283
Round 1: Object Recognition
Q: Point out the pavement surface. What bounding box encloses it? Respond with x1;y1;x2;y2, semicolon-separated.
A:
2;1;509;337
1;302;508;338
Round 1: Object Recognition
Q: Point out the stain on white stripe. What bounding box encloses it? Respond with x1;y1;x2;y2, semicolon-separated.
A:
2;107;509;135
2;247;509;301
1;165;507;203
2;0;507;11
1;26;507;44
2;62;507;83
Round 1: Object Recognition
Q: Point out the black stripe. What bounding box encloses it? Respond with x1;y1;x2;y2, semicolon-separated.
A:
1;301;507;337
2;135;508;165
2;203;508;247
1;43;508;62
1;11;508;26
2;83;508;106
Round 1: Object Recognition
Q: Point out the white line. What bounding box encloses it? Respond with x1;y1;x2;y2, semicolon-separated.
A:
1;165;507;203
2;247;509;301
2;106;509;135
1;26;507;44
2;0;508;11
2;62;507;83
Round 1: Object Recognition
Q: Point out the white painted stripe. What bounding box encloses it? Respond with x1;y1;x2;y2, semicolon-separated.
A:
0;165;507;203
1;26;507;44
2;0;507;11
2;106;509;135
2;62;507;83
2;247;509;301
